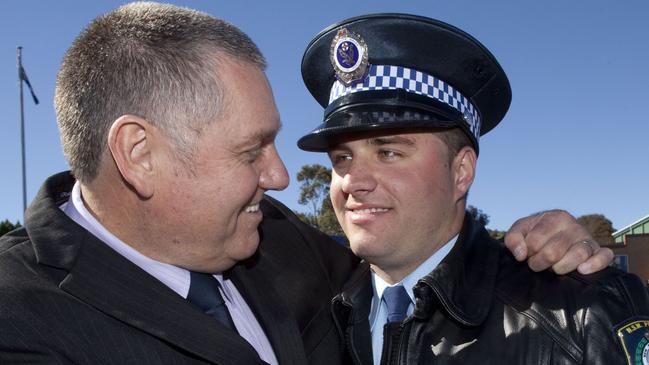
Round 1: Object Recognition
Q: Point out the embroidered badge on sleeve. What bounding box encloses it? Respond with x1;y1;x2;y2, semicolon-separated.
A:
615;317;649;365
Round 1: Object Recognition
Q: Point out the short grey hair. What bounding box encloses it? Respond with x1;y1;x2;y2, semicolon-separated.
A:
54;2;266;183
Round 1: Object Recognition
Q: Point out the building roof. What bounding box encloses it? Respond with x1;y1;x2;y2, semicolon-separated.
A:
613;213;649;237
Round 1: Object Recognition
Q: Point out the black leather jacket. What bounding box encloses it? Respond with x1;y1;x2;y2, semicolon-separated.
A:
331;216;649;365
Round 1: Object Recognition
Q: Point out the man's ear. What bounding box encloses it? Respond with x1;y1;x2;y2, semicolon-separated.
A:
107;115;155;199
452;146;477;202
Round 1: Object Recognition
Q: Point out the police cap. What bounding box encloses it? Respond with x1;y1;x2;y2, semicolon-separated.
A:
297;13;512;154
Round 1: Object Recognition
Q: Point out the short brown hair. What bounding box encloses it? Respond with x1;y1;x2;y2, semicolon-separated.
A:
437;127;474;201
437;127;473;164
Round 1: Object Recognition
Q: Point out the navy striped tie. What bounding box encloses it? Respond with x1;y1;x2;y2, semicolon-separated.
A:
187;272;237;331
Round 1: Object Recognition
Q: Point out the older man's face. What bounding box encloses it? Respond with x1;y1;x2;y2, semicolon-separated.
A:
153;58;289;272
327;130;466;280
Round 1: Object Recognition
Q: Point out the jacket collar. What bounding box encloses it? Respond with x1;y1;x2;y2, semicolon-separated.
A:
333;215;499;331
229;252;309;365
25;171;87;271
414;215;500;326
331;261;374;365
24;172;272;364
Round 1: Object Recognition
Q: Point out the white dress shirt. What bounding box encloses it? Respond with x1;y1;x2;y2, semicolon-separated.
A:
61;181;278;365
369;235;457;365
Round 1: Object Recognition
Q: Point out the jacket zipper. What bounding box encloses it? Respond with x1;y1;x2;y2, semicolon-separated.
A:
336;295;365;365
345;324;364;365
396;320;411;365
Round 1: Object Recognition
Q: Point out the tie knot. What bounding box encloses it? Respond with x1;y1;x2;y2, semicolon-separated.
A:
383;285;411;323
187;272;225;312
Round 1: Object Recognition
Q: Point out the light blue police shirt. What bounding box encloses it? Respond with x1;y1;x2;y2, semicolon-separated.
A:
369;235;457;365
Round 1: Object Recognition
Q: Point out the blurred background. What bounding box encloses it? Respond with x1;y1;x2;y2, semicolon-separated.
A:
1;0;647;238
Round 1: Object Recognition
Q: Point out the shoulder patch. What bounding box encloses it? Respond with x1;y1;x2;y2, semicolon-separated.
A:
615;317;649;365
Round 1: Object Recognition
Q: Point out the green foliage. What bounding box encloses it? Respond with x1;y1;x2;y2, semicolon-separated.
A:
0;219;22;236
488;229;506;241
466;206;504;240
315;196;344;236
295;164;344;236
577;214;615;244
297;164;331;217
295;211;318;228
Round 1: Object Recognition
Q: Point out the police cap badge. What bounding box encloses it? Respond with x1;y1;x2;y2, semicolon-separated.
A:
330;28;369;85
297;13;512;154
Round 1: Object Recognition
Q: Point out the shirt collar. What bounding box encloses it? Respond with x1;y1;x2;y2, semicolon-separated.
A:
367;235;458;365
371;234;458;311
60;181;231;300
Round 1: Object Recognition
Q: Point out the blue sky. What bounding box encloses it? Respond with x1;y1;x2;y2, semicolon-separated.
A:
1;0;647;231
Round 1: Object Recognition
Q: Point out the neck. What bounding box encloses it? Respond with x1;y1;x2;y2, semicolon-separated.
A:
370;265;411;285
371;208;466;285
80;173;150;255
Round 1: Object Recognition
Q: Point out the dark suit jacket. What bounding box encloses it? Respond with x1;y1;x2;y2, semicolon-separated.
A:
0;172;358;364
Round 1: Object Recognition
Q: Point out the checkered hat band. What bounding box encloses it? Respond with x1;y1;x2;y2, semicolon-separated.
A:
329;65;481;141
364;111;432;123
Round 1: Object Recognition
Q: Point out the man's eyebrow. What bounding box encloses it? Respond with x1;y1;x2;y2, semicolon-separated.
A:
368;135;416;146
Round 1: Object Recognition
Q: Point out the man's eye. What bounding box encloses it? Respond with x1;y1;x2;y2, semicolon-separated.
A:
246;147;263;162
379;150;399;159
329;153;351;165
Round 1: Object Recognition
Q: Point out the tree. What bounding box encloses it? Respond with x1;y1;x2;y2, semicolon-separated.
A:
467;205;490;227
316;195;344;236
297;164;331;217
577;214;616;244
0;219;22;237
466;206;506;240
295;164;344;236
487;229;506;241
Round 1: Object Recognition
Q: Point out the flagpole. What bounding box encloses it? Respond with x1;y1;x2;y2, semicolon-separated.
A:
17;46;27;213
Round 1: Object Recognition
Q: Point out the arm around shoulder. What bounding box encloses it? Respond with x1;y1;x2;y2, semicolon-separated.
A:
581;271;649;365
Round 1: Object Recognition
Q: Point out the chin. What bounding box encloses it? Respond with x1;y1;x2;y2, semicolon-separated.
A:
232;231;261;261
348;235;383;260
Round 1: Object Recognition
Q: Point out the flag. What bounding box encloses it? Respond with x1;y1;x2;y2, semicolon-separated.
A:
19;65;39;105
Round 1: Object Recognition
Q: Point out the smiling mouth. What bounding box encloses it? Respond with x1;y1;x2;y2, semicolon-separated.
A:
245;203;260;213
349;208;389;214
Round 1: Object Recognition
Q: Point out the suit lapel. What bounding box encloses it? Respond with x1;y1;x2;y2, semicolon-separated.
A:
26;174;264;365
62;235;264;365
229;254;308;365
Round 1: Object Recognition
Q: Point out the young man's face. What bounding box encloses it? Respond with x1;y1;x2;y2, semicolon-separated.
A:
327;130;473;281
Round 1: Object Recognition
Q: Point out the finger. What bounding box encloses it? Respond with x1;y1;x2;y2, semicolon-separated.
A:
525;210;595;265
503;230;527;262
578;247;614;275
516;213;567;259
526;231;571;272
504;213;546;261
550;239;595;274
